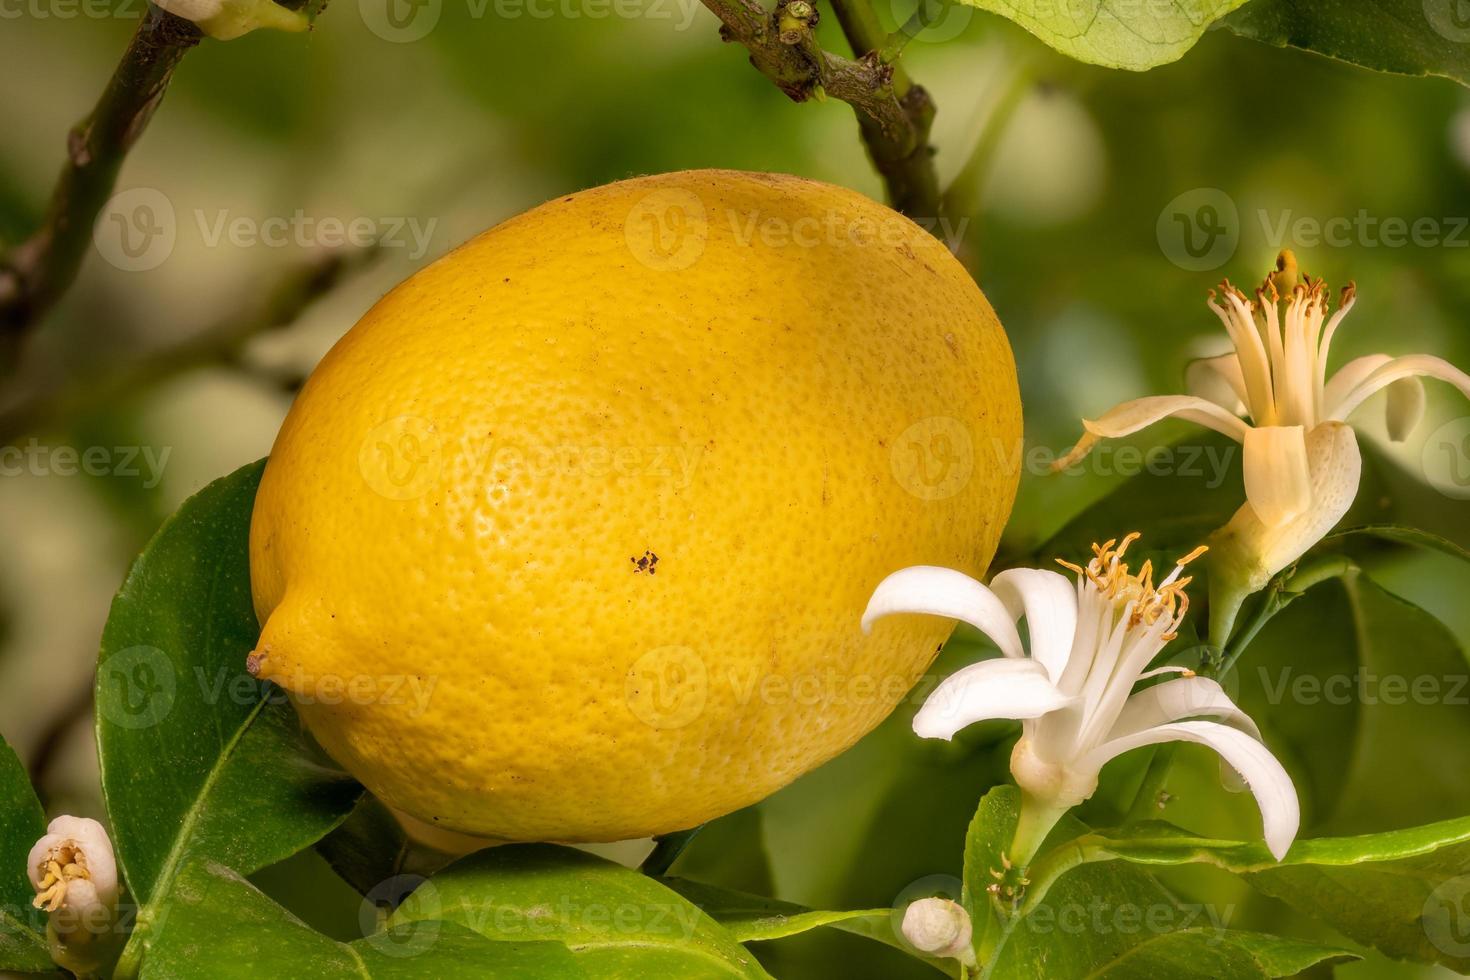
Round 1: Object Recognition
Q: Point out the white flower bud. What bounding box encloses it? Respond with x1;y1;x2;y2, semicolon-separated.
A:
901;898;973;961
28;816;119;919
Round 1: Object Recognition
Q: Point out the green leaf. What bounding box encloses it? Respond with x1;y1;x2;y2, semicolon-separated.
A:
1083;928;1357;978
141;860;582;978
668;807;776;899
0;734;50;973
1040;813;1470;971
1327;571;1470;831
389;843;773;978
1037;431;1245;563
961;788;1355;977
1348;439;1470;552
315;796;414;898
1329;523;1470;567
1223;0;1470;88
315;796;459;899
961;784;1020;960
661;879;959;976
953;0;1252;71
97;460;362;967
660;877;892;944
959;786;1280;979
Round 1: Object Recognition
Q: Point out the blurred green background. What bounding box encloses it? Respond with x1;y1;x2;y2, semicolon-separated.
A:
3;2;1470;976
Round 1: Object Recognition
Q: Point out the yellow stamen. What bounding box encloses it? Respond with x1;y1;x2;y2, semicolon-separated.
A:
31;842;90;914
1177;544;1209;567
1057;536;1208;641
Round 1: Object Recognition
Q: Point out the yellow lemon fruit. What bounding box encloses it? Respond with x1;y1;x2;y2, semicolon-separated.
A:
248;170;1022;842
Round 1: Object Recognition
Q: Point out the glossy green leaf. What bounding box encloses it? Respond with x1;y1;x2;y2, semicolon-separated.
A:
962;788;1354;977
661;877;894;943
961;783;1019;961
653;634;1005;980
954;0;1251;70
389;843;773;978
1329;523;1470;567
1037;432;1244;563
0;734;50;973
315;797;414;898
97;460;362;968
1323;571;1470;831
1037;812;1470;971
960;786;1265;979
1224;0;1470;87
663;878;960;976
315;797;459;899
1084;928;1356;977
140;860;582;978
668;807;776;899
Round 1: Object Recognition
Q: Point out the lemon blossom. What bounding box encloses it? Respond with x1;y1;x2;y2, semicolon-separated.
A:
1053;252;1470;639
28;816;118;921
862;535;1298;864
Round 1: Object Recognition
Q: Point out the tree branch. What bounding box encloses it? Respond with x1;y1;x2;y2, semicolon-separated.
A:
0;247;379;443
700;0;942;221
0;10;203;363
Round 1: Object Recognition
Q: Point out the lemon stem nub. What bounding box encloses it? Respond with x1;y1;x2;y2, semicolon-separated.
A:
245;648;268;677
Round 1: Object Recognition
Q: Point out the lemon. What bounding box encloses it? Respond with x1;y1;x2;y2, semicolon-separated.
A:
248;170;1022;842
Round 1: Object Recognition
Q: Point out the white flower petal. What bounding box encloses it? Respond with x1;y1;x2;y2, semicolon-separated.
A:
1243;426;1312;526
1055;395;1252;470
1323;354;1393;417
1074;614;1172;752
1185;353;1249;416
1085;395;1253;442
1210;421;1363;612
1323;354;1426;441
913;657;1075;741
1082;720;1299;860
863;566;1023;660
1386;377;1427;442
1107;677;1261;743
27;815;119;913
1255;422;1361;580
989;568;1078;686
1327;354;1470;424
